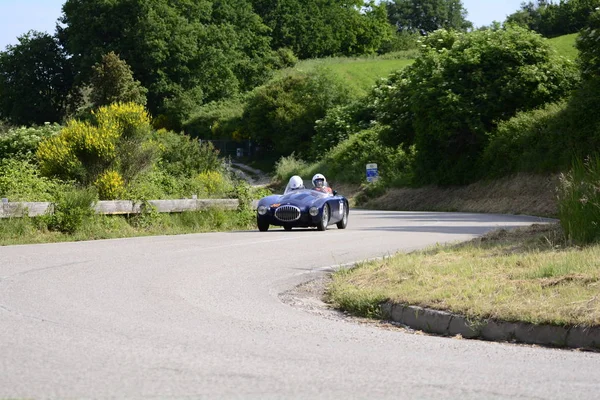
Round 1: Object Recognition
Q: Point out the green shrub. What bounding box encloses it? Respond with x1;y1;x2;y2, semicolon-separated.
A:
242;67;354;158
0;124;62;161
37;102;156;185
153;129;223;177
376;27;579;185
183;97;245;140
0;158;65;201
481;102;569;177
48;187;98;234
311;126;414;185
557;156;600;244
273;153;309;183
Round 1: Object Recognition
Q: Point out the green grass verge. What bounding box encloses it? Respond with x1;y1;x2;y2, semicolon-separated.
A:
0;208;255;246
326;223;600;326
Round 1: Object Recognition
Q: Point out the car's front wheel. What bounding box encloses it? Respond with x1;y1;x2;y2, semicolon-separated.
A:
336;203;348;229
316;205;329;231
257;216;269;232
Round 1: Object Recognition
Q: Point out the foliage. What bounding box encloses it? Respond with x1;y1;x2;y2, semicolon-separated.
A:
0;158;65;201
94;170;126;200
577;9;600;80
37;102;156;186
506;0;600;38
309;126;414;184
558;156;600;244
0;124;62;161
47;187;98;234
252;0;393;58
153;129;223;177
0;31;75;125
183;97;246;140
312;99;377;153
59;0;276;125
375;27;579;185
385;0;472;33
242;68;354;158
88;52;148;108
480;102;569;177
273;153;309;183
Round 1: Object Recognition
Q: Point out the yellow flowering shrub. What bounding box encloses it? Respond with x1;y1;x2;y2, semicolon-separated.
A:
94;170;125;200
195;170;232;196
37;102;154;184
94;102;151;139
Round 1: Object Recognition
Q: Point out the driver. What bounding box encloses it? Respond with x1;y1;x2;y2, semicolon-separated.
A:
311;173;333;195
284;175;305;194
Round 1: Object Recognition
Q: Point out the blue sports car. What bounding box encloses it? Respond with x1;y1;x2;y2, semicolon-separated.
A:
256;188;349;231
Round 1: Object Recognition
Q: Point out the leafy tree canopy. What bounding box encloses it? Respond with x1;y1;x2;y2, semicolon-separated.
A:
59;0;275;125
251;0;393;59
384;0;472;33
506;0;600;37
0;31;75;126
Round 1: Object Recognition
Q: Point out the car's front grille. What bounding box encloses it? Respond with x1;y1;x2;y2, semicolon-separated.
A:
275;205;301;222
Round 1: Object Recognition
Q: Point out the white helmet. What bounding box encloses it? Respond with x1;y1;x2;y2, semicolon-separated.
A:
289;175;304;190
312;173;326;188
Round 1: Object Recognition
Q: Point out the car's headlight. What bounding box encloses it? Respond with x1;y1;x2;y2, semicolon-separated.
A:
309;207;319;216
257;205;268;215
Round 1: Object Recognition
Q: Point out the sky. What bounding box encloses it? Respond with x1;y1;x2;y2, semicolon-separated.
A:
0;0;527;51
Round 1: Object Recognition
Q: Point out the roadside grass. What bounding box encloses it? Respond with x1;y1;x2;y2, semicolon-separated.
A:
326;223;600;327
0;209;255;246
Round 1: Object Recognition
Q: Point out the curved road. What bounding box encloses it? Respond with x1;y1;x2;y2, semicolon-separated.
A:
1;210;599;399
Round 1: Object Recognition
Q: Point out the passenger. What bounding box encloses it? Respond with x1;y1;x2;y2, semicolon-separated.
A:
311;173;333;195
284;175;305;194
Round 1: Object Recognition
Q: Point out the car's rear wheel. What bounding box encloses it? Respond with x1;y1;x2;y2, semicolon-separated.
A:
336;202;348;229
316;205;329;231
257;217;269;232
284;224;293;231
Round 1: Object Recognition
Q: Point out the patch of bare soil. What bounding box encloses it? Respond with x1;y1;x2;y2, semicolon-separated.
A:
361;173;560;217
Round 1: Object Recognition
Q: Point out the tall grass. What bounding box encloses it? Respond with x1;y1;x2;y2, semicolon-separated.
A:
558;155;600;244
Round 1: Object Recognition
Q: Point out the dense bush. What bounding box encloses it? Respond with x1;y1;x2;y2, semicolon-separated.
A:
0;124;62;161
577;9;600;80
153;129;223;177
46;187;98;234
276;126;414;186
558;155;600;244
312;98;377;154
375;27;579;185
480;102;569;177
242;68;354;158
0;158;65;201
183;97;246;140
37;103;157;192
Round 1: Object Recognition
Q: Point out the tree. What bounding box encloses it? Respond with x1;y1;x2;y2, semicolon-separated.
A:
251;0;392;59
385;0;472;33
59;0;275;126
0;31;75;125
88;52;147;108
375;27;579;185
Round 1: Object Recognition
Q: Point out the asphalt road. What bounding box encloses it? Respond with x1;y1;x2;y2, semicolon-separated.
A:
1;210;599;399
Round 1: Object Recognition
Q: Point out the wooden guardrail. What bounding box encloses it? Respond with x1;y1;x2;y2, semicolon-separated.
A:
0;198;258;219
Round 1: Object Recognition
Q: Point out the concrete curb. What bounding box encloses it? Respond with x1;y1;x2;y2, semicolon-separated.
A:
381;303;600;350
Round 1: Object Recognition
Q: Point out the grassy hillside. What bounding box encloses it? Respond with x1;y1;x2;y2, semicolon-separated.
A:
548;33;579;60
282;54;414;97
